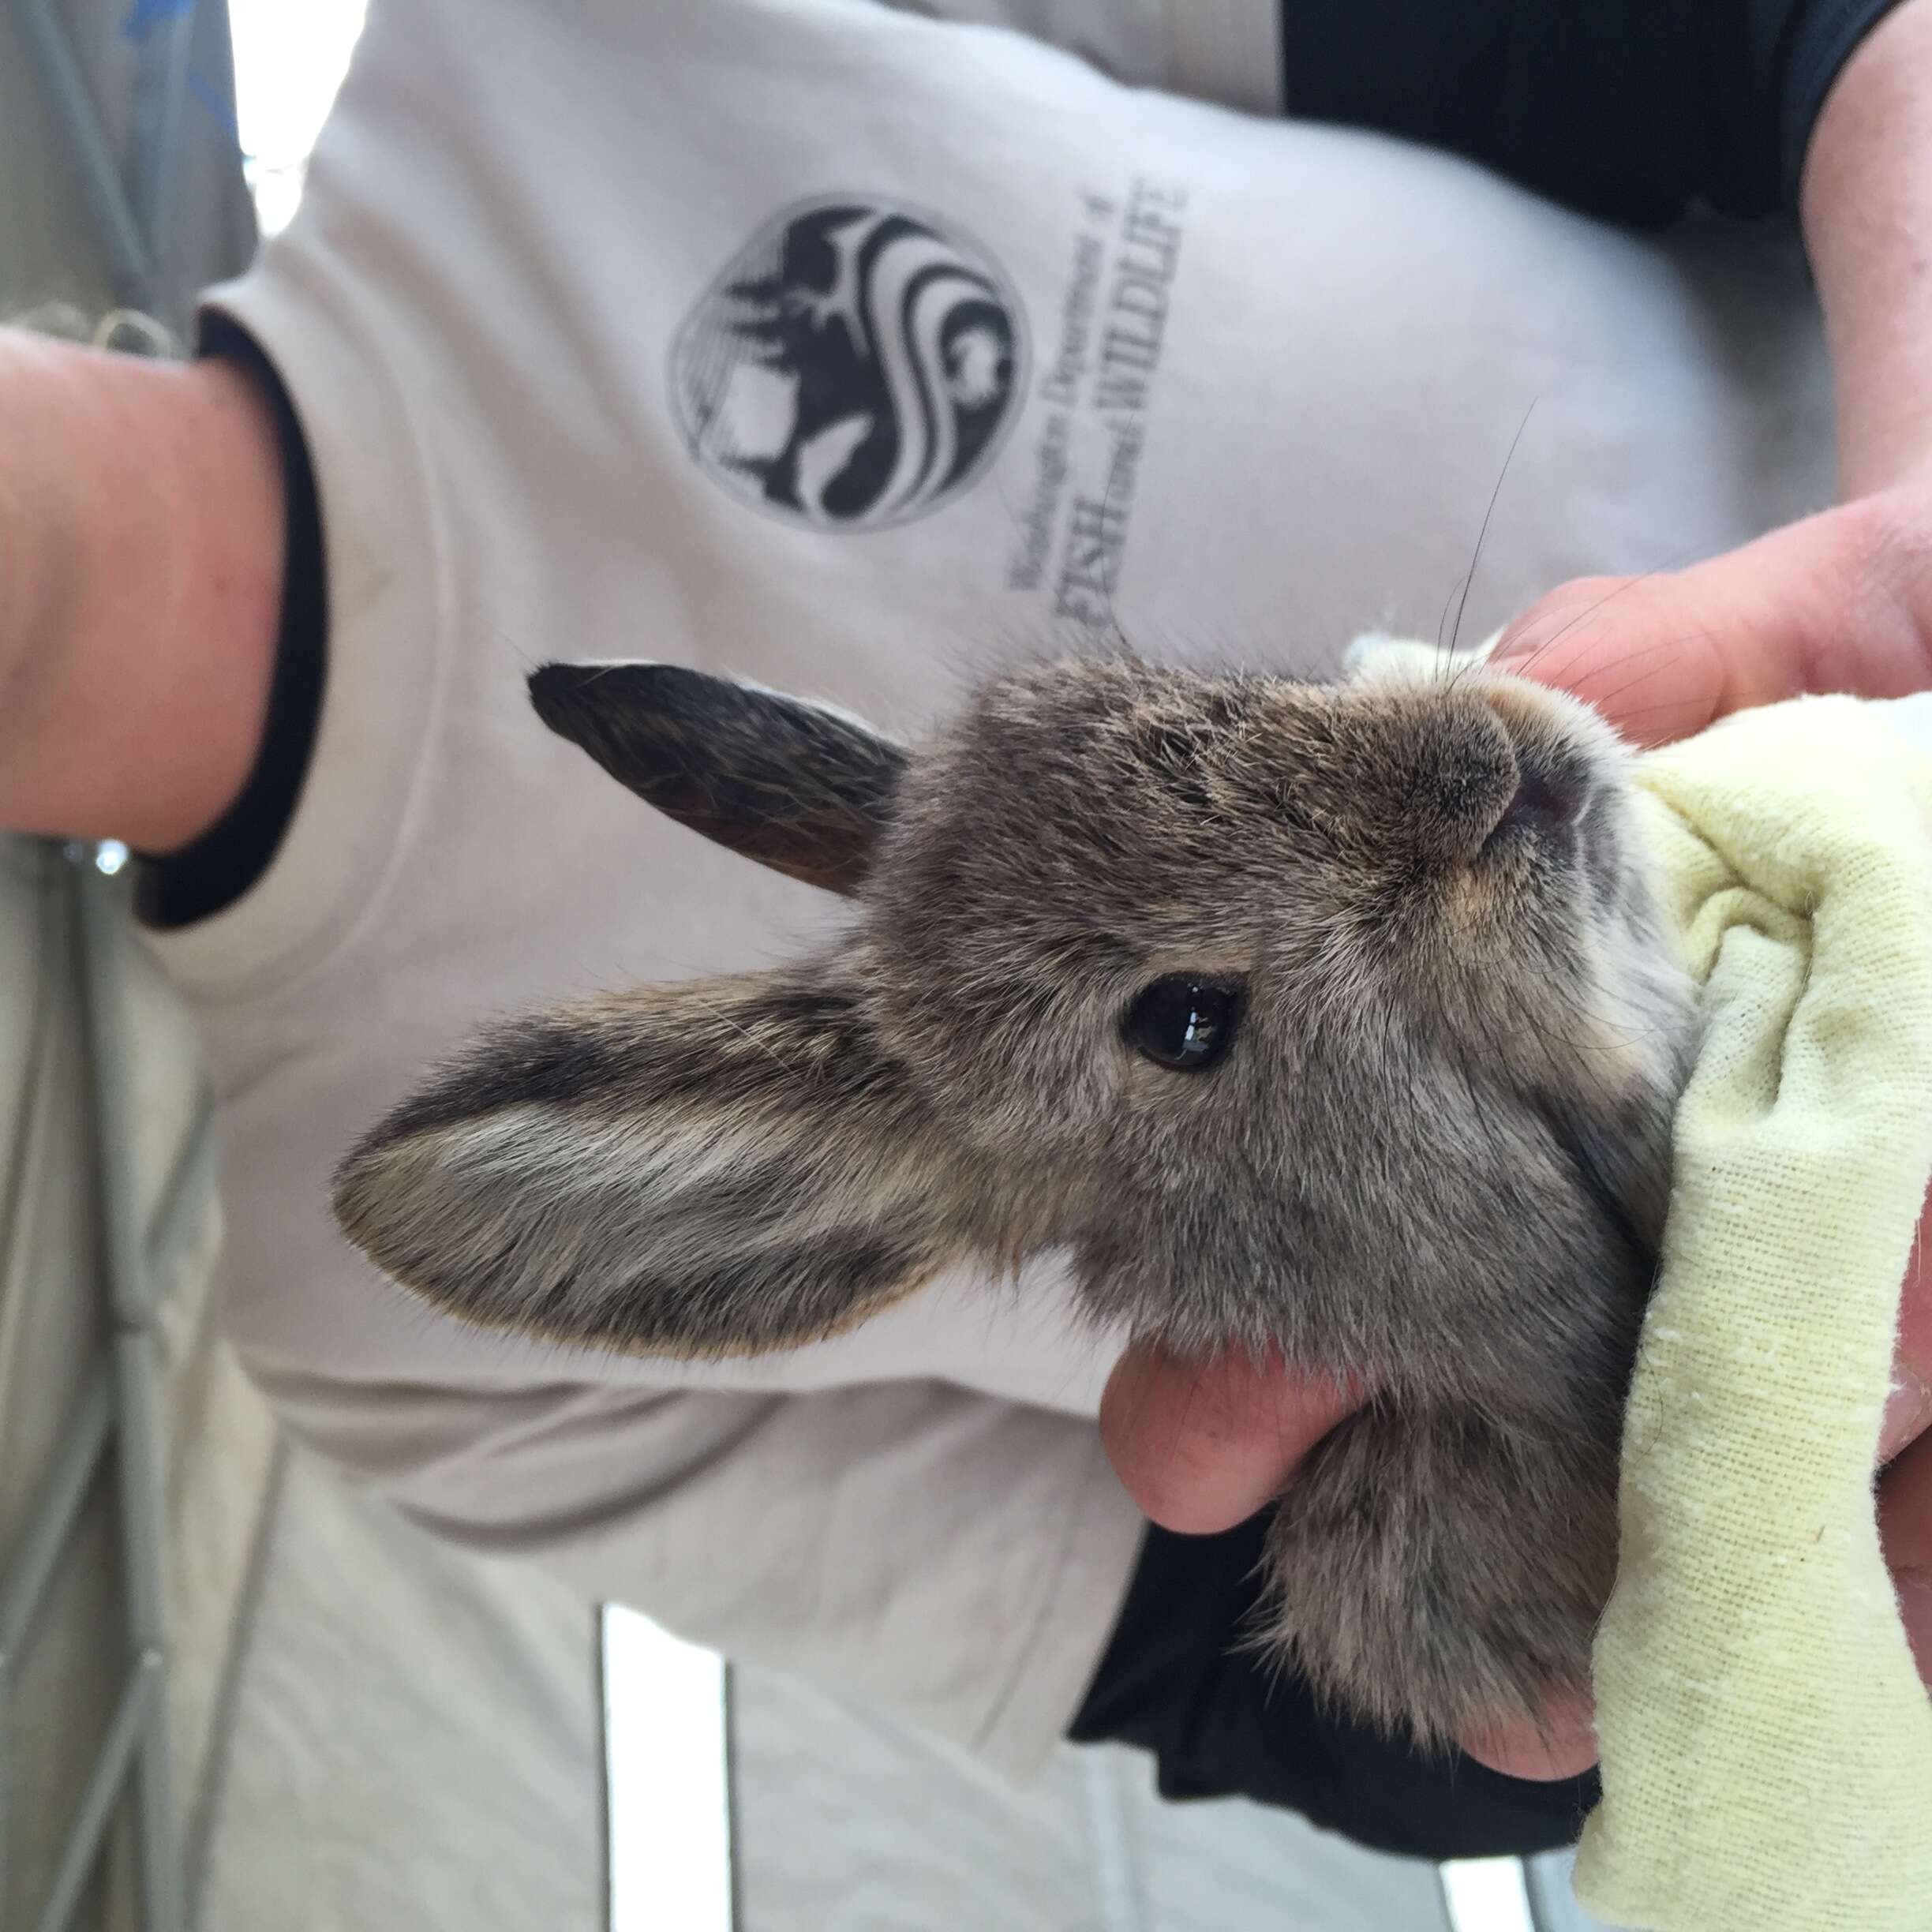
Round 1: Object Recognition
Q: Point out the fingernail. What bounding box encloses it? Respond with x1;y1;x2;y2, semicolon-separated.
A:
1882;1367;1932;1460
1462;1691;1599;1781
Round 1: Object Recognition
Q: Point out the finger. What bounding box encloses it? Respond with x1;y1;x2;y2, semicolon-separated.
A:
1879;1425;1932;1685
1457;1686;1600;1782
1490;571;1733;747
1881;1189;1932;1462
1848;1190;1932;1683
1097;1339;1365;1534
1491;496;1932;748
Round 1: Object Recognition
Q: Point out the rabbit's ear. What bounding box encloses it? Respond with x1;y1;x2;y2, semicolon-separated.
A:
527;662;907;896
331;968;977;1358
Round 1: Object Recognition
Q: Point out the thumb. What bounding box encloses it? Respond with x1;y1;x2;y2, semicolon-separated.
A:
1491;497;1927;747
1099;1339;1367;1533
1489;571;1730;747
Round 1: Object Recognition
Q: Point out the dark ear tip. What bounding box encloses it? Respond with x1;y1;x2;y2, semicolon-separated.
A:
529;661;675;749
528;661;616;736
528;662;582;732
526;662;580;699
528;661;731;741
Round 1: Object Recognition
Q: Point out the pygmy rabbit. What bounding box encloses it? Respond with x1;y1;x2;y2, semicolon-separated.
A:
333;654;1694;1750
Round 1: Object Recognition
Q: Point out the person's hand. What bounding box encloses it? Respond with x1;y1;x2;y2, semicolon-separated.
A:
1489;470;1932;751
1097;1337;1607;1778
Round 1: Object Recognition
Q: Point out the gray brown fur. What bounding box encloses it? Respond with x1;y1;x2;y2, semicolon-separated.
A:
333;653;1694;1750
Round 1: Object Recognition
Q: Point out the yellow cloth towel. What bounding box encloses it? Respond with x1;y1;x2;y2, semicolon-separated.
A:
1577;696;1932;1931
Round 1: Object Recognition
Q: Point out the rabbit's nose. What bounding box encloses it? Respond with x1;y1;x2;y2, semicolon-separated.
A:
1488;761;1586;844
1470;680;1597;857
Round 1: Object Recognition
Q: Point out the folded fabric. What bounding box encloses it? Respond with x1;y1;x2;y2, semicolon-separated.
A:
1578;695;1932;1931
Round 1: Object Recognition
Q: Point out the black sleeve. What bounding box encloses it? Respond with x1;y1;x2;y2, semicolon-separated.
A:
1070;1510;1601;1861
1279;0;1908;225
137;317;328;930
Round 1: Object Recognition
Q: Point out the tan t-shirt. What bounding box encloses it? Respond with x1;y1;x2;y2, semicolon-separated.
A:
153;0;1833;1772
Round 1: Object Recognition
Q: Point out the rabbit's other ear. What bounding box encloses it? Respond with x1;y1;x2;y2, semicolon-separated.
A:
527;662;907;896
331;969;975;1358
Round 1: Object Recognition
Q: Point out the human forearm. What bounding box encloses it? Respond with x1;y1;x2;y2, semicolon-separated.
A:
1480;0;1932;743
0;331;284;851
1803;0;1932;499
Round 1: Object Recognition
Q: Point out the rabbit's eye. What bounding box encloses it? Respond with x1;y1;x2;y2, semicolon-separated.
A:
1122;976;1245;1073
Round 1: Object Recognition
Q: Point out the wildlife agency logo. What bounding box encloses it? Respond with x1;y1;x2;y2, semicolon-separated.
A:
671;197;1028;531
